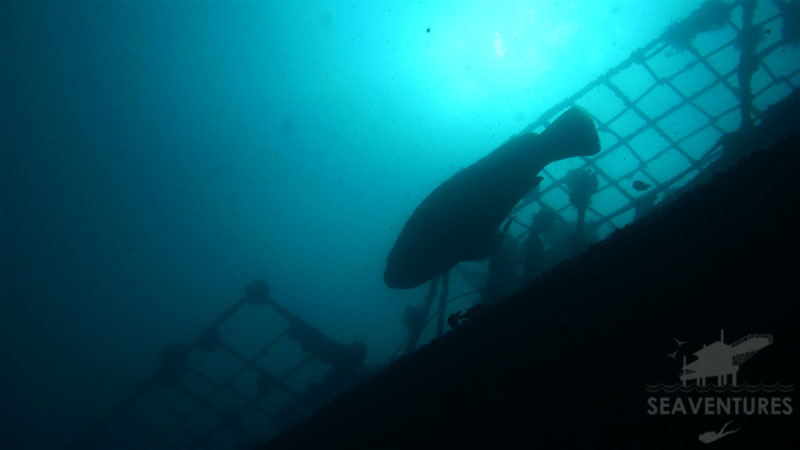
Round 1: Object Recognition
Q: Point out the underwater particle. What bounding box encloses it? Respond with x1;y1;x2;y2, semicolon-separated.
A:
633;180;651;191
426;27;430;33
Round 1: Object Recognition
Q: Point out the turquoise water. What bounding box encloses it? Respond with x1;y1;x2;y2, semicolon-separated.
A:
2;1;797;448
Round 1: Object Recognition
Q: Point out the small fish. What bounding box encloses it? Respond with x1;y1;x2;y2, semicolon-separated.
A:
633;180;651;191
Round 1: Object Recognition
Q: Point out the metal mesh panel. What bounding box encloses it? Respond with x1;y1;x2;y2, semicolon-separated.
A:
396;0;799;358
73;281;369;449
514;0;798;240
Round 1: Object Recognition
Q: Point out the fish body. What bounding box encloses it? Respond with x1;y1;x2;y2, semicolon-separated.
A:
384;107;601;289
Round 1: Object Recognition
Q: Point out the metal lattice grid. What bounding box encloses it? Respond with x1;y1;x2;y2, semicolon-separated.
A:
73;281;370;449
515;0;799;240
396;0;799;356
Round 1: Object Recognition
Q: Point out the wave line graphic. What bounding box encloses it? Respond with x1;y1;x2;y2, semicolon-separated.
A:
643;382;794;393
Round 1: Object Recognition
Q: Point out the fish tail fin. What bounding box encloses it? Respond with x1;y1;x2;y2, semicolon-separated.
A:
542;107;601;158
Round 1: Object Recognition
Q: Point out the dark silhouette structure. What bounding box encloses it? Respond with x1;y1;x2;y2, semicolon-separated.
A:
265;131;800;449
71;281;370;449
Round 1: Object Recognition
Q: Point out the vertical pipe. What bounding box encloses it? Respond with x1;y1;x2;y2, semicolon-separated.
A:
682;355;687;387
575;206;587;250
405;276;439;354
738;0;758;130
436;270;450;337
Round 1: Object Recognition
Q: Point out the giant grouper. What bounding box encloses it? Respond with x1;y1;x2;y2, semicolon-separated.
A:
384;107;601;290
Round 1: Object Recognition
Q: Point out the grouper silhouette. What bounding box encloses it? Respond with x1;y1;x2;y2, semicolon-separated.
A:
385;107;600;289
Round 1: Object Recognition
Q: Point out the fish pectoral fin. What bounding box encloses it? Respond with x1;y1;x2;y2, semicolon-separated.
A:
523;175;544;195
464;217;518;262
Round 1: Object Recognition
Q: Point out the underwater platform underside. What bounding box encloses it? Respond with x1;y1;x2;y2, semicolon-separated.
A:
265;132;800;449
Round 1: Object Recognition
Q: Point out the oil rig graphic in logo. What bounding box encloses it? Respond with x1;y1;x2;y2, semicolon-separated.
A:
679;329;772;387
